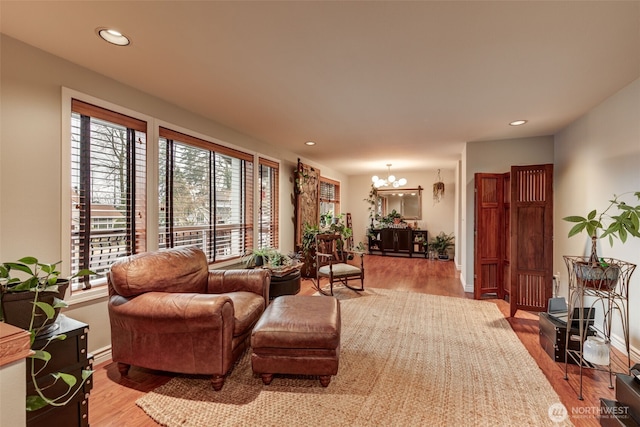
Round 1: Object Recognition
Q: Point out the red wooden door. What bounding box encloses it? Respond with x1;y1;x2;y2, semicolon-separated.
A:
474;173;505;299
509;164;554;317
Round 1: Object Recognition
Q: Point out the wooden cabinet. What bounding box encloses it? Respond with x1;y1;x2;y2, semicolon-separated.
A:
369;229;427;258
27;316;92;427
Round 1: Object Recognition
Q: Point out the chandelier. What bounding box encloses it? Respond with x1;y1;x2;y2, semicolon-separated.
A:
372;164;407;188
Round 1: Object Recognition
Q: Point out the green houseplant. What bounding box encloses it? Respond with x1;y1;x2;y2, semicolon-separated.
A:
563;192;640;289
243;247;275;267
0;257;94;411
563;192;640;252
428;232;455;260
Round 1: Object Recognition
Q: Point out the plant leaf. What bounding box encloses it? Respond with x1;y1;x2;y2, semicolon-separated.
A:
587;210;597;220
82;369;94;380
71;268;95;278
563;216;586;223
26;395;50;412
567;223;586;237
39;263;55;274
34;301;56;319
54;372;78;387
30;350;51;362
52;298;68;309
17;256;38;265
4;262;34;275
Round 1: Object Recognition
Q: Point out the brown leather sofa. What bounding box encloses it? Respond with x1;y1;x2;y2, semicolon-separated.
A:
107;247;270;390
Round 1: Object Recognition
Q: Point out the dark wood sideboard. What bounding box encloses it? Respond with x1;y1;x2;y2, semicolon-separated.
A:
368;228;427;258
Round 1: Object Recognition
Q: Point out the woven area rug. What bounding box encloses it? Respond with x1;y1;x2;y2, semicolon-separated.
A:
136;288;571;426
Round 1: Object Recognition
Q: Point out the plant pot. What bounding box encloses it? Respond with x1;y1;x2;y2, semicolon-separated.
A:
438;254;450;261
1;280;69;333
254;255;264;267
573;262;620;291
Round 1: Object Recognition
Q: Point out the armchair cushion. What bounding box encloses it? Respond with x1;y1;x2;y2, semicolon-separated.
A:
109;246;208;297
219;291;267;336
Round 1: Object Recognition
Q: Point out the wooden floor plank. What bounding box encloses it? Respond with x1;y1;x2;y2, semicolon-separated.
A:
90;256;625;426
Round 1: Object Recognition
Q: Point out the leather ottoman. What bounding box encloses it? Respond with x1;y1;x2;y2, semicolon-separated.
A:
251;295;341;387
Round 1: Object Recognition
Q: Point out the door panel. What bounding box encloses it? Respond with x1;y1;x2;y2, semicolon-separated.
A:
474;174;504;299
502;174;511;297
510;164;553;317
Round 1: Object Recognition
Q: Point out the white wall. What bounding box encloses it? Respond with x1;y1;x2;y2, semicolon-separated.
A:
554;78;640;358
461;136;555;292
346;169;457;251
0;35;346;355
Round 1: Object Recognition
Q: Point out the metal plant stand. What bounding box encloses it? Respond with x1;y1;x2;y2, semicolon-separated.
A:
562;256;636;400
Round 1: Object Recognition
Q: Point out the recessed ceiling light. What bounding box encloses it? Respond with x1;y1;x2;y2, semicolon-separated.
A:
509;120;528;126
97;28;131;46
305;141;316;146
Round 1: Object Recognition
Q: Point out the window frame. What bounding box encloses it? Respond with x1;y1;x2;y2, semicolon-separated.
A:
158;126;254;263
62;88;155;304
257;156;280;249
319;176;341;217
63;90;277;304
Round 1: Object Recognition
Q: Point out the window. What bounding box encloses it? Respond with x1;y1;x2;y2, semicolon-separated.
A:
159;127;253;262
320;177;340;217
258;158;279;249
70;99;147;291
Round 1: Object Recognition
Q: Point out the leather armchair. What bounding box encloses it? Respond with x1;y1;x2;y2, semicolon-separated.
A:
107;247;270;390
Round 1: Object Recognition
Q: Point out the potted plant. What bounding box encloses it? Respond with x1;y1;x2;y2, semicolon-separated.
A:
243;247;274;267
563;192;640;289
300;223;321;278
428;232;455;261
0;256;94;411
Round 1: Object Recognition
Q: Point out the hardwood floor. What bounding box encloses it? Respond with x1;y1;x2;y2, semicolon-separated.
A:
90;255;621;426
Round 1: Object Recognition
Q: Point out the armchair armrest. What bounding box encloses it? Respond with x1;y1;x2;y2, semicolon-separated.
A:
108;292;234;332
207;269;270;302
317;252;333;260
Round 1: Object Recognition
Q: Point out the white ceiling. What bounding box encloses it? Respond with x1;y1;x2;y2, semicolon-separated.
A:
1;1;639;175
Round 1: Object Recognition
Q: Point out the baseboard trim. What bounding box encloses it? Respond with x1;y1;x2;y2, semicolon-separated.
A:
91;345;112;366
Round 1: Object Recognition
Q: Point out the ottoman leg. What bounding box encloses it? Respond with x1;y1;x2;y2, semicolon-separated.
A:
211;375;225;391
261;373;274;385
319;375;332;387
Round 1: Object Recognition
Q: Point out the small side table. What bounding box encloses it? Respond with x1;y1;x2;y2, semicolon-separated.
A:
256;263;302;300
269;270;301;299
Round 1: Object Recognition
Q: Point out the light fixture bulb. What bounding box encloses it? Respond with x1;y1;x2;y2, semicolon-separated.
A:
97;27;131;46
371;164;406;189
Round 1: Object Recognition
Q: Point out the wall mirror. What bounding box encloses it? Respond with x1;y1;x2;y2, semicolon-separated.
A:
377;187;422;220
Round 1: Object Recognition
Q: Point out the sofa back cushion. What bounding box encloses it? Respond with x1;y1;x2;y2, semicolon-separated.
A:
109;247;208;297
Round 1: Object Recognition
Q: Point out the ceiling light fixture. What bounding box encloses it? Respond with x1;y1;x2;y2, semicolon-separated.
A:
97;28;131;46
509;120;528;126
372;164;407;188
304;141;316;146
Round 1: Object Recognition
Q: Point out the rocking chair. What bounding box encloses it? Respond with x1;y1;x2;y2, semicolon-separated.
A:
314;233;365;296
